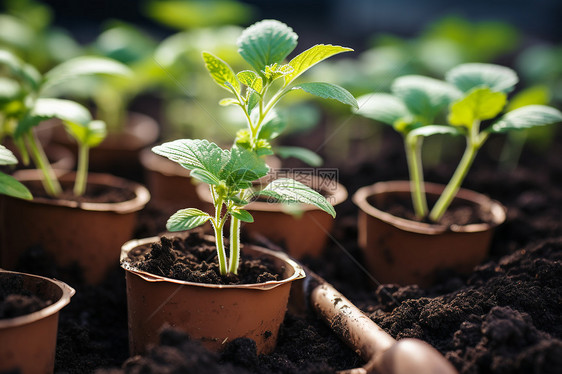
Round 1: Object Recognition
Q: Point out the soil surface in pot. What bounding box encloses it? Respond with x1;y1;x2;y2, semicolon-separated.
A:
25;181;136;204
124;232;281;285
0;278;52;319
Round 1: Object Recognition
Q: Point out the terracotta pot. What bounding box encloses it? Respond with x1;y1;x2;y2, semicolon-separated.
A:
196;175;348;259
120;233;305;355
0;171;150;284
352;181;506;287
52;112;160;178
0;270;74;374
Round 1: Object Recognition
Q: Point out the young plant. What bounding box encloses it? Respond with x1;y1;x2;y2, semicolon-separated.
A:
0;49;130;196
202;19;358;162
355;75;460;218
152;139;335;275
0;145;32;199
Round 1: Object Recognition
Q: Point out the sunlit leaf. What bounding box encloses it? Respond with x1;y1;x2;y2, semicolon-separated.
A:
446;63;518;93
230;208;253;222
355;93;409;126
0;171;32;200
166;208;211;232
488;105;562;134
64;120;107;148
202;51;240;93
284;44;353;86
293;82;358;108
448;87;507;128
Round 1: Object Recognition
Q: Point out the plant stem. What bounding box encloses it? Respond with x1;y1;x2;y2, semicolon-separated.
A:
228;216;241;274
405;136;428;218
73;144;89;196
212;191;228;275
25;132;62;196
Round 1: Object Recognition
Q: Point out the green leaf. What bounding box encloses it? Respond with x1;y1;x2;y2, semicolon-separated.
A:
190;168;221;185
406;125;463;147
507;85;550;111
42;56;132;94
276;146;323;167
220;145;269;189
293;82;358;109
15;98;93;138
284;44;353;86
391;75;461;121
0;171;32;200
63;120;107;148
257;110;286;140
247;90;260;112
230;208;253;222
219;98;238;106
0;49;41;90
448;87;507;128
166;208;211;232
488;105;562;134
258;178;336;217
355;93;410;126
152;139;230;182
237;19;298;73
236;70;263;92
202;52;240;93
0;145;18;165
227;195;249;206
446;63;518;93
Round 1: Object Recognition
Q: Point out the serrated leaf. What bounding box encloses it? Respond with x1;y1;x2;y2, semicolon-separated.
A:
0;145;18;165
237;19;298;73
64;120;107;148
202;52;240;93
284;44;353;86
276;146;323;167
230;208;253;223
448;87;507;128
488;105;562;134
0;50;41;90
15;98;93;137
42;56;132;93
293;82;358;109
190;168;221;185
166;208;211;232
152;139;230;183
258;178;336;217
236;70;263;92
391;75;461;121
220;145;269;189
257;110;286;140
219;98;238;106
0;171;32;200
355;93;410;126
446;63;518;93
406;125;463;147
247;90;259;112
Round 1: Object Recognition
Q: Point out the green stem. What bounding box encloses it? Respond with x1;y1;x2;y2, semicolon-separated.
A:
228;216;241;274
212;191;227;275
74;144;89;196
405;136;428;218
25;132;62;196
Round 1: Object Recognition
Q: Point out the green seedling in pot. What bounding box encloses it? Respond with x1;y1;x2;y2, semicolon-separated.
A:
355;75;461;218
0;49;131;196
152;139;335;275
202;19;358;166
0;145;31;199
356;63;562;222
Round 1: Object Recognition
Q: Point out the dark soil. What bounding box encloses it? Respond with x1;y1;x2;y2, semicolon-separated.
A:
0;277;52;319
25;180;136;204
124;232;281;285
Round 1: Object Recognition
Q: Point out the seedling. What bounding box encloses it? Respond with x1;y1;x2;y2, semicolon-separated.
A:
0;49;130;196
0;145;32;199
153;139;335;275
357;63;562;222
202;19;358;163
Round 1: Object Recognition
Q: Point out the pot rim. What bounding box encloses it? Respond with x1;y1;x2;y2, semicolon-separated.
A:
0;270;75;329
196;175;348;213
12;170;151;214
120;233;306;290
352;180;506;235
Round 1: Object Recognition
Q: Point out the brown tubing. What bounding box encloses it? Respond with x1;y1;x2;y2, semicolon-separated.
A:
306;272;458;374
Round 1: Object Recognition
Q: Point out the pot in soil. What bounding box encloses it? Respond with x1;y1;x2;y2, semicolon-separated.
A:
353;181;506;287
0;170;150;284
120;232;305;355
0;270;74;374
196;175;348;259
52;112;159;178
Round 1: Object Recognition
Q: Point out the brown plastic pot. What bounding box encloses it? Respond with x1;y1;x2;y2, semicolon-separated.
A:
120;233;305;355
352;181;506;287
52;112;159;177
196;175;348;259
0;270;74;374
0;171;150;284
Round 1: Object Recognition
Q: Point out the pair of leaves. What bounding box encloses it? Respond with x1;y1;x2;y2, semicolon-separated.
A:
0;145;32;200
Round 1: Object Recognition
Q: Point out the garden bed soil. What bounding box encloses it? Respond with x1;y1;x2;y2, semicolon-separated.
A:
10;127;562;373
